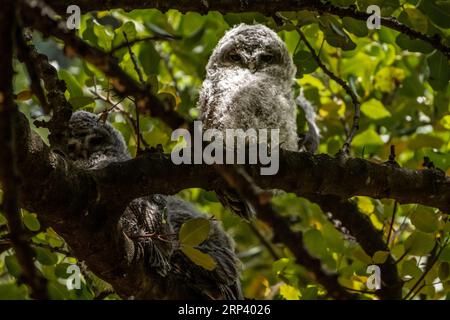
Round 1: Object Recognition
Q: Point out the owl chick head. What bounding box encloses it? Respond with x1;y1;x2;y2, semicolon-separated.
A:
206;24;296;79
56;110;130;168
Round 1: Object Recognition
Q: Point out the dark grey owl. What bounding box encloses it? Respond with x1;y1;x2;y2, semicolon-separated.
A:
57;110;243;299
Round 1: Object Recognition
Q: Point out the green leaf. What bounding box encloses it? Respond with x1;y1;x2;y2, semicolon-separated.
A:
69;96;95;109
405;231;435;255
303;229;327;258
93;20;113;51
441;115;450;130
404;8;429;31
439;262;450;280
145;22;176;38
353;248;372;264
179;218;211;246
360;99;391;120
374;67;405;92
296;10;318;26
5;255;22;278
139;41;161;76
319;15;356;51
401;258;422;278
372;251;390;264
55;263;73;279
395;34;433;54
342;17;368;37
59;70;83;98
22;212;40;232
47;280;71;300
35;247;58;266
410;205;440;233
427;50;450;91
0;283;28;300
352;127;384;148
408;134;444;150
293;51;318;76
112;21;137;50
180;246;216;271
440;247;450;262
279;283;301;300
418;0;450;28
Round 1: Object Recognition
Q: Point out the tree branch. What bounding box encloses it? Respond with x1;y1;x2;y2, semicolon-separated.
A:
305;194;402;299
0;2;48;299
214;165;354;299
44;0;450;58
16;30;73;146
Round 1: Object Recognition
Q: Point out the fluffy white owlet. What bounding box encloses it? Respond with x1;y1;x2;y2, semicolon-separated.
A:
198;24;300;219
198;24;299;150
55;111;243;299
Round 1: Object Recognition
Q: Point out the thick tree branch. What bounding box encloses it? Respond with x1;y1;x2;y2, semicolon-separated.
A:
87;150;450;214
0;2;48;299
16;30;73;146
45;0;450;58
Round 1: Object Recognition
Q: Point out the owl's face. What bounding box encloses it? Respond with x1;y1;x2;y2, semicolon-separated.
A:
55;111;129;164
207;24;295;79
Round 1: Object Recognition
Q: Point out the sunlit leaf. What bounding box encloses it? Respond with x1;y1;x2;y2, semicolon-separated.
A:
279;283;301;300
180;246;216;271
179;218;211;246
22;212;40;232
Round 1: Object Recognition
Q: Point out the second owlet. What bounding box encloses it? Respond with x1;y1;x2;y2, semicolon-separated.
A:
198;24;299;219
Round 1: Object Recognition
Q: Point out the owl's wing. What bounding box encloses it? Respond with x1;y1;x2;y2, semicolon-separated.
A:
166;197;244;300
216;188;255;221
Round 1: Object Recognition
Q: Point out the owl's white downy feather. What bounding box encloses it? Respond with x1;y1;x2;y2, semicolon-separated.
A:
198;24;299;151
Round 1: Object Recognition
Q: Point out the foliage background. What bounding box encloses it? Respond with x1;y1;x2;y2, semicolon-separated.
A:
1;0;450;300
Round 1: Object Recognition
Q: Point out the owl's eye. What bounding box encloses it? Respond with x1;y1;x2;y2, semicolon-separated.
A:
89;136;105;146
229;53;242;62
260;54;274;63
67;143;77;153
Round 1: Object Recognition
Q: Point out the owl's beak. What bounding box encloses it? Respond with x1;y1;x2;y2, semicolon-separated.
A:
67;139;88;160
248;60;257;73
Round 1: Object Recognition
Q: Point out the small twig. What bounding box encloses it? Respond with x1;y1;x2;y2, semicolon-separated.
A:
248;221;281;261
386;201;398;246
123;31;144;153
342;286;377;295
394;249;409;265
91;89;149;148
297;28;360;154
276;14;361;155
403;239;448;299
110;35;180;53
123;32;145;85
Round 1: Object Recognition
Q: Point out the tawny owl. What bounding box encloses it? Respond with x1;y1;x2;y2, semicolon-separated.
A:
56;110;243;299
198;24;304;219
